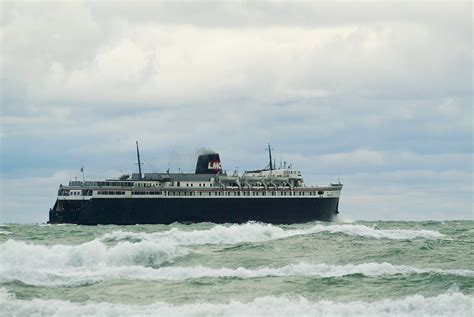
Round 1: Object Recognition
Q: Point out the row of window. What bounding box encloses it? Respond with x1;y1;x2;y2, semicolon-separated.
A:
70;181;134;187
175;182;209;187
135;182;211;188
131;191;325;197
185;183;209;187
136;183;157;188
63;190;325;197
132;191;162;195
97;191;126;195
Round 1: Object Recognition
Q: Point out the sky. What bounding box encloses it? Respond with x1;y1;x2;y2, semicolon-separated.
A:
0;1;472;223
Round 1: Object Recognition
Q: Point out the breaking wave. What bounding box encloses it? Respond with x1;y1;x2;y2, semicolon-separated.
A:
2;252;472;287
0;239;187;271
1;288;472;317
94;262;472;281
0;223;448;288
101;222;444;245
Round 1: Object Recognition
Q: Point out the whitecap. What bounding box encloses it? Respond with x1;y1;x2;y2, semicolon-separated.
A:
0;239;187;272
101;222;444;246
2;260;472;287
81;261;474;282
306;224;445;240
0;288;472;317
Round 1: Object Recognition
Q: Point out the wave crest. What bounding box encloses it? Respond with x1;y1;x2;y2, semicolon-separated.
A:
1;259;471;287
0;239;187;270
1;288;472;317
101;222;444;245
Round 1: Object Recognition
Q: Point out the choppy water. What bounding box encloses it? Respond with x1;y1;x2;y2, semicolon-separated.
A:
0;220;473;316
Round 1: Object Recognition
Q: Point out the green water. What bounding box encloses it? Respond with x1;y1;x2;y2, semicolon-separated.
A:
0;221;473;316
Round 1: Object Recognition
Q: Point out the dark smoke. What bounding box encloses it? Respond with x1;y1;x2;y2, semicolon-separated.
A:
196;147;216;156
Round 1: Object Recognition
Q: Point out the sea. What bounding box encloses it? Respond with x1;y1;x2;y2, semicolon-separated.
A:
0;220;472;316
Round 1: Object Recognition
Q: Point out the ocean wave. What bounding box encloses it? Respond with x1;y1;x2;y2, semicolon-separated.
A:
2;260;472;287
101;222;444;245
104;262;473;280
0;239;187;272
333;216;355;224
1;288;472;317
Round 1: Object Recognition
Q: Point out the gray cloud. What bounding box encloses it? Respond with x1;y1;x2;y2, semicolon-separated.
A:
0;1;472;222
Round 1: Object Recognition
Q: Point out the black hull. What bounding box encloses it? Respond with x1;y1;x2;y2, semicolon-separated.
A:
49;197;339;225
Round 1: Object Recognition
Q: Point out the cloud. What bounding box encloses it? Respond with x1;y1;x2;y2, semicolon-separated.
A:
0;171;75;223
2;2;471;108
0;1;472;222
319;149;385;166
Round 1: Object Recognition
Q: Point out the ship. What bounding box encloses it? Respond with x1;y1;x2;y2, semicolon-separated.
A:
48;144;343;224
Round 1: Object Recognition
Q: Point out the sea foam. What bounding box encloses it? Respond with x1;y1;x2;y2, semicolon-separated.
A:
0;239;189;287
0;239;187;270
0;288;472;317
101;222;444;245
2;254;472;287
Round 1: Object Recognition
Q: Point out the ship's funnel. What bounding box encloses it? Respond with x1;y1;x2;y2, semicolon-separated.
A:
195;153;222;174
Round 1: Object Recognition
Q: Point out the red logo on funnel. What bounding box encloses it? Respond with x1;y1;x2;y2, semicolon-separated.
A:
207;160;221;172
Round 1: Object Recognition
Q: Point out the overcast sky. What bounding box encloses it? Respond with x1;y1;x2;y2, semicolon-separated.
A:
0;1;472;223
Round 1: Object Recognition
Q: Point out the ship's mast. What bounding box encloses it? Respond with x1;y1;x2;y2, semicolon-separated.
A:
266;144;274;170
136;141;143;180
